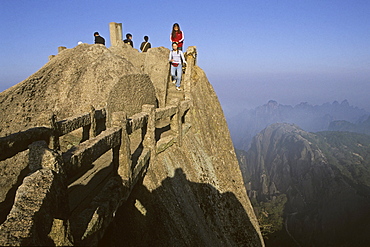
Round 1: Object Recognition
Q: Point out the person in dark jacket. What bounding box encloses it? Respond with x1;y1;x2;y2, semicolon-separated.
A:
94;32;105;45
124;33;134;48
140;36;151;52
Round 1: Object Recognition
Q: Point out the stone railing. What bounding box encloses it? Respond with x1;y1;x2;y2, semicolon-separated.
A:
0;106;106;162
0;98;192;245
0;127;52;161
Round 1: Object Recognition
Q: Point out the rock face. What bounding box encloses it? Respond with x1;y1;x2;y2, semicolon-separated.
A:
100;56;263;247
0;44;156;136
0;43;264;246
241;123;370;246
0;44;157;242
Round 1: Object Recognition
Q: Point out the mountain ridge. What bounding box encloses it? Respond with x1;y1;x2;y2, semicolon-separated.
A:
229;100;369;151
238;123;370;246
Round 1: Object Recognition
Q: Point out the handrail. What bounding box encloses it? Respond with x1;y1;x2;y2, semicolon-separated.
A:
155;105;177;120
62;127;122;176
55;113;91;136
0;127;52;161
127;112;148;135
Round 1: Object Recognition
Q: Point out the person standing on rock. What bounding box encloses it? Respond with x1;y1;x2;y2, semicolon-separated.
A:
94;32;105;45
169;42;187;91
124;33;134;48
140;36;151;52
170;23;184;51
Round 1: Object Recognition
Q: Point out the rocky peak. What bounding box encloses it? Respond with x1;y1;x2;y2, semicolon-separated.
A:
0;40;264;246
242;123;370;246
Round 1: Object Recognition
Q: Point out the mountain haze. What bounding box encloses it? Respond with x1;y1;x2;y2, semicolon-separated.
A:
239;123;370;246
229;100;369;151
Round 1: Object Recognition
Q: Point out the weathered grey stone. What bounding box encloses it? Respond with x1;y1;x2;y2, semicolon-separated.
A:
28;140;64;174
63;127;121;175
111;111;132;182
156;135;176;154
180;99;192;116
101;58;264;247
0;35;264;246
108;42;145;71
72;175;127;246
109;22;122;47
0;127;52;161
56;112;91;136
142;105;156;161
127;112;148;134
0;169;69;246
132;148;150;185
106;74;157;126
182;46;197;99
155;105;177;120
0;44;152;136
0;150;30;224
143;47;171;107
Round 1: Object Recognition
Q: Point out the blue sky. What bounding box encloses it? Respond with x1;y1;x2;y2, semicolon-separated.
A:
1;0;370;116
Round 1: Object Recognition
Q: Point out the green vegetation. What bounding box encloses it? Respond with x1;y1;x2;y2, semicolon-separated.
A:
237;128;370;243
315;131;370;187
253;194;287;238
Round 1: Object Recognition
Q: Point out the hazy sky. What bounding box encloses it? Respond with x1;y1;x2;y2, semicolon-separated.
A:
1;0;370;117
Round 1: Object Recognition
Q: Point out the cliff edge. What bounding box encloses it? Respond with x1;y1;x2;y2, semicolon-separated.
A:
0;43;263;246
242;123;370;246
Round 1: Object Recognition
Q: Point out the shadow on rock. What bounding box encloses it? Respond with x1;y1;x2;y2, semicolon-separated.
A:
99;168;261;247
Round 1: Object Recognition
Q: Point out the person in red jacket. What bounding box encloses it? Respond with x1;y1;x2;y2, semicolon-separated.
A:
170;23;184;50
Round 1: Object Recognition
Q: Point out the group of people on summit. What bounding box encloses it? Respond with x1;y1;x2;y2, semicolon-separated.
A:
94;23;186;91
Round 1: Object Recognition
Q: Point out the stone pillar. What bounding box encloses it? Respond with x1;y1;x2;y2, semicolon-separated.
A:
109;22;123;47
28;141;64;175
49;114;60;150
142;104;156;161
170;99;182;146
89;105;97;138
180;100;193;128
183;46;197;100
111;111;132;183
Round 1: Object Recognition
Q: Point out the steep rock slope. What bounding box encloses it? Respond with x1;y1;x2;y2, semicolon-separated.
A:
1;43;264;246
242;123;370;246
0;44;156;136
0;44;157;227
101;62;264;246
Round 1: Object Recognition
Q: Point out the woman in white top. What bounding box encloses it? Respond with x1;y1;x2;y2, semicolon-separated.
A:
169;42;187;90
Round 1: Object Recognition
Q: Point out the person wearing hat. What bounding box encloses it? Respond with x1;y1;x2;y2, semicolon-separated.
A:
94;32;105;45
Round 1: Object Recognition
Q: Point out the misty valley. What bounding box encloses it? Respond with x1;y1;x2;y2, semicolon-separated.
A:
231;100;370;246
